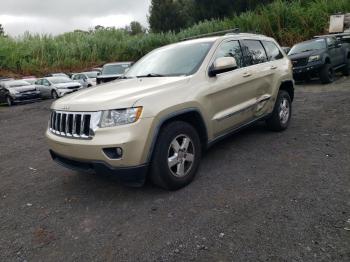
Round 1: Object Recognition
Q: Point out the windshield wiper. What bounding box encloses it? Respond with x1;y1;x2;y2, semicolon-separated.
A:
136;73;166;78
119;75;133;79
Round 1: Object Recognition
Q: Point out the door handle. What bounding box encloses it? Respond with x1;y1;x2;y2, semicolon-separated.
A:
243;72;252;77
270;65;278;69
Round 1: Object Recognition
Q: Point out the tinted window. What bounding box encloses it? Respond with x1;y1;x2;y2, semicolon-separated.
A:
262;41;283;61
215;40;244;68
242;40;268;65
35;80;42;85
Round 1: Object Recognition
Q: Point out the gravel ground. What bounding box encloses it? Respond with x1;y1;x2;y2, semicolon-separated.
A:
0;77;349;262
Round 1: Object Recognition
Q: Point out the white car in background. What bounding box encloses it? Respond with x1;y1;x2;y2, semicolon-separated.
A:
71;71;99;88
35;77;82;99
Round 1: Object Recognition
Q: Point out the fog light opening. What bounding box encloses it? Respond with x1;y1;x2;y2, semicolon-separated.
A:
103;147;123;159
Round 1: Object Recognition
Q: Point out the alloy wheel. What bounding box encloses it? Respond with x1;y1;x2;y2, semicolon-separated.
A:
167;134;195;178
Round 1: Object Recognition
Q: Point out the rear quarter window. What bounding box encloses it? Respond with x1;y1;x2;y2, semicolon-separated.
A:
262;41;284;61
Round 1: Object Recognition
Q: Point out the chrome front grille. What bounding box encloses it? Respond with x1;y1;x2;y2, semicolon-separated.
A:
49;111;100;139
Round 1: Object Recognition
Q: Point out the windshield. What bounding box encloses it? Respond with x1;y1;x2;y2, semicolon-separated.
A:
85;71;99;78
289;39;326;55
102;64;130;75
49;77;72;84
7;80;31;88
125;41;213;78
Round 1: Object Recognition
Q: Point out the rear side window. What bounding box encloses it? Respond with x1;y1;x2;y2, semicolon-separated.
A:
214;40;244;68
242;40;268;65
262;41;284;61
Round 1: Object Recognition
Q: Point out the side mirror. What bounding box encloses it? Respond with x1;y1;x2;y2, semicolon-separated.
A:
336;42;342;48
209;57;238;77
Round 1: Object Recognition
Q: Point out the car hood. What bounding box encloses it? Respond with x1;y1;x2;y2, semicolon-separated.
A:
52;76;189;112
54;82;81;89
288;49;324;60
8;85;37;93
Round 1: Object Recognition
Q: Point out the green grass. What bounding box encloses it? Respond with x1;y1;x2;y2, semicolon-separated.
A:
0;0;349;76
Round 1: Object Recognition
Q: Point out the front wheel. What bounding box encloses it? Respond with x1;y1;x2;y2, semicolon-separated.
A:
266;90;292;132
319;64;334;84
150;121;202;190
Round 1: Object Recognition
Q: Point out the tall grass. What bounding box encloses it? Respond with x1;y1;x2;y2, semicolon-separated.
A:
0;0;349;76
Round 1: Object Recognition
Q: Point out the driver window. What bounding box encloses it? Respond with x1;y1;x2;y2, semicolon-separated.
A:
214;40;244;68
43;80;50;86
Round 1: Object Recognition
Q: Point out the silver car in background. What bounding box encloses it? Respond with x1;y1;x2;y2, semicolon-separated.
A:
35;77;82;99
71;71;99;88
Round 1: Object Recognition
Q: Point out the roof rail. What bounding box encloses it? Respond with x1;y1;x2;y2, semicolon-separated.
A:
182;28;240;41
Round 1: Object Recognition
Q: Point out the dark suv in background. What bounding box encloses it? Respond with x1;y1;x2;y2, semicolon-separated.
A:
288;36;350;84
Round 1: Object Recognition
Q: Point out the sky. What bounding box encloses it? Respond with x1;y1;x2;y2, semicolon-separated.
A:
0;0;151;36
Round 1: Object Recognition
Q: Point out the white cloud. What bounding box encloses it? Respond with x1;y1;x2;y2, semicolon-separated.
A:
0;0;151;36
91;15;134;28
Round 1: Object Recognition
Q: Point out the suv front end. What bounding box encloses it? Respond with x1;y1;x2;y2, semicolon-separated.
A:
46;107;153;186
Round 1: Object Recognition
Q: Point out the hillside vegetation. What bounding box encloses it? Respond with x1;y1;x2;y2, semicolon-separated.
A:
0;0;349;76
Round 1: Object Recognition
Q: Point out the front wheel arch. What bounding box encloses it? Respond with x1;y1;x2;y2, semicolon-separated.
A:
147;109;208;163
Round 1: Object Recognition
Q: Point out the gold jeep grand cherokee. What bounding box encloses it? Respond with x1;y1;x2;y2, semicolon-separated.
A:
47;31;294;190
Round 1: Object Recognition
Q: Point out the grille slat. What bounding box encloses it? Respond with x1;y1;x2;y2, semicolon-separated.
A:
50;111;92;139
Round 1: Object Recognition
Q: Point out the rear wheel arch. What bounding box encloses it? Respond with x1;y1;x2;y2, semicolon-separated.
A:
279;80;294;102
147;109;208;163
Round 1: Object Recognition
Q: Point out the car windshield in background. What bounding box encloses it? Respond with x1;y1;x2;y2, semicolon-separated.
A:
125;41;214;78
102;64;130;75
288;39;326;55
49;77;73;84
7;80;31;88
85;71;99;78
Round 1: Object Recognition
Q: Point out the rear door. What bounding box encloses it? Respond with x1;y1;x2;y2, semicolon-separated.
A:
206;39;266;136
241;39;277;117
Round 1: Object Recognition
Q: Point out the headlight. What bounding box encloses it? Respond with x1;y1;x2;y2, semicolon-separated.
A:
308;55;320;62
99;107;143;128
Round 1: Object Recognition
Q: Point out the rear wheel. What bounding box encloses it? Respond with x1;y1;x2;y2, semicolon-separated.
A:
51;90;59;99
266;90;292;132
150;121;202;190
6;96;13;107
319;63;334;84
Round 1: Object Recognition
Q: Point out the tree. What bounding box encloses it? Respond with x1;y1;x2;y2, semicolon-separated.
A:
149;0;194;33
0;24;5;37
129;21;145;35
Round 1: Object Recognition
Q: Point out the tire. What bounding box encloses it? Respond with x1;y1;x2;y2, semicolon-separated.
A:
342;59;350;76
266;90;292;132
51;90;59;99
150;121;202;190
319;63;334;84
6;96;13;107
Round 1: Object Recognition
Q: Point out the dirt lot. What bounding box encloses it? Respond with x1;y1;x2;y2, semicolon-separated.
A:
0;77;350;262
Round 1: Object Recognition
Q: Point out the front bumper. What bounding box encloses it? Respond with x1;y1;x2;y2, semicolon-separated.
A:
50;150;148;186
13;92;41;103
293;61;323;76
46;117;155;183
